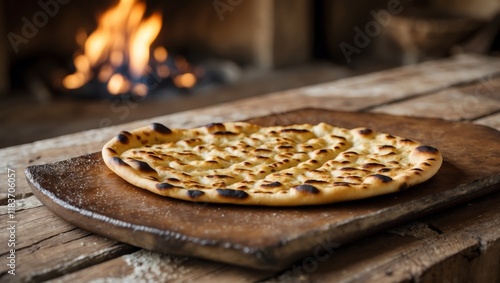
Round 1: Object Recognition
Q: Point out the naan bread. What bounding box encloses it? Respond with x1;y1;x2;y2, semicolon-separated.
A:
102;122;442;206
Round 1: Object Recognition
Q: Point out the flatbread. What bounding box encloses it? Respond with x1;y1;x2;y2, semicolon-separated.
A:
101;122;442;206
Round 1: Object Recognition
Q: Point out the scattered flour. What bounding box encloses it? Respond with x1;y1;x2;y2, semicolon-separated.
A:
91;250;189;283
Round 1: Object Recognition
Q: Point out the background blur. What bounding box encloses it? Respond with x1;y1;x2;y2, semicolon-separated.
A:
1;0;499;148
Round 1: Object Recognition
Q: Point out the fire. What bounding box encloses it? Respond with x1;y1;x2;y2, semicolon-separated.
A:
63;0;197;96
174;73;196;89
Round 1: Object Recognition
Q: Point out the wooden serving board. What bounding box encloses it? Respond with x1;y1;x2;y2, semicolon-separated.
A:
25;109;500;271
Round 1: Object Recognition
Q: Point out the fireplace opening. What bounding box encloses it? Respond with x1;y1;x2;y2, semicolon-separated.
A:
6;0;254;101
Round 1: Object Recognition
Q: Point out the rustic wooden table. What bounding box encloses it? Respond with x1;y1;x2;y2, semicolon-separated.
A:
1;54;500;282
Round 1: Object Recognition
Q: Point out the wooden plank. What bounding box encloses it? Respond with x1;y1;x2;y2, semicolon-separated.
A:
265;191;500;283
300;54;500;106
42;190;500;282
0;206;137;282
51;250;275;283
370;76;500;120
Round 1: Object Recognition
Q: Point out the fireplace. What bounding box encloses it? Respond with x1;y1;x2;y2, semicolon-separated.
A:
3;0;314;99
1;0;499;147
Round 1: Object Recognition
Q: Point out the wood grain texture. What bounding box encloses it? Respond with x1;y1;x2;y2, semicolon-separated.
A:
53;250;275;283
0;206;137;282
300;54;500;104
370;76;500;120
265;191;500;283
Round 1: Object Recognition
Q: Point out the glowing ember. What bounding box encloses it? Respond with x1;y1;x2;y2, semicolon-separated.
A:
107;73;129;95
153;46;168;62
62;73;85;89
174;73;196;88
62;0;198;96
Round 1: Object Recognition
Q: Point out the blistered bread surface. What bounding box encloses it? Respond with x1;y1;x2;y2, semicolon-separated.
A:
102;122;442;206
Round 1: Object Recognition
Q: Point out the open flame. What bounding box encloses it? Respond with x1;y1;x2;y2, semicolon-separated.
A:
63;0;197;96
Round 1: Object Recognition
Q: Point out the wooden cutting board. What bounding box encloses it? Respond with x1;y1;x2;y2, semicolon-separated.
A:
25;108;500;271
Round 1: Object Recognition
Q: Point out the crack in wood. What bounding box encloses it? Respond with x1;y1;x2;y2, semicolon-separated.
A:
426;223;444;235
386;222;442;239
471;108;500;122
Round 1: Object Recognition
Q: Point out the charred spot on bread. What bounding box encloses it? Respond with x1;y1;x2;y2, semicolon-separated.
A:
156;182;174;190
332;135;347;140
149;155;163;161
293;184;320;194
213;131;237;135
400;138;415;144
205;123;226;133
111;157;130;167
116;133;130;144
280;128;311;134
216;188;249;199
379;145;396;150
132;160;157;173
416;145;439;154
370;174;393;183
187;190;205;199
363;163;385;169
150;123;172;134
205;122;224;127
359;128;373;135
277;145;294;150
261;181;282;188
377;168;392;173
333;182;352;186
